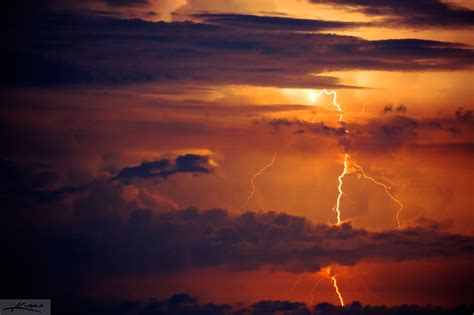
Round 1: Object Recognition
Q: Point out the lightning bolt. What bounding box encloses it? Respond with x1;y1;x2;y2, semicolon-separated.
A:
335;153;349;225
350;161;404;228
310;89;347;225
310;89;349;225
327;267;345;307
238;153;277;212
306;268;346;306
306;91;404;305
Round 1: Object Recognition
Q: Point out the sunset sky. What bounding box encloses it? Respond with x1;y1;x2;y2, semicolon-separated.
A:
1;0;473;313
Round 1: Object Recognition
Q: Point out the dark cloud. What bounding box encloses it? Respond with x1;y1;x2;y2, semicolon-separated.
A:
1;155;472;300
193;13;369;31
0;159;82;206
312;302;474;315
349;115;418;142
265;119;347;137
3;205;473;297
2;11;473;87
262;114;474;154
342;114;474;153
252;300;310;315
264;115;420;153
111;154;217;183
36;293;474;315
396;104;407;114
381;104;407;114
104;0;149;6
309;0;474;28
455;107;472;121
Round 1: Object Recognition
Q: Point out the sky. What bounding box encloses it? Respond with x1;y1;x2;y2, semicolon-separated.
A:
1;0;473;313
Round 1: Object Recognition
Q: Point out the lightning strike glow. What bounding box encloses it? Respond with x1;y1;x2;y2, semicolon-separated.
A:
335;153;349;225
351;161;404;228
238;153;277;212
327;268;345;307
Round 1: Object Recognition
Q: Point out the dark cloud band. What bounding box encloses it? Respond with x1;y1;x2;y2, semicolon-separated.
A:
50;293;474;315
193;13;370;31
309;0;474;28
2;12;473;87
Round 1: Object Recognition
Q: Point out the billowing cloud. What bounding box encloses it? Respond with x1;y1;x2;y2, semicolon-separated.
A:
112;154;217;183
86;209;473;272
6;187;473;302
7;207;473;281
309;0;474;29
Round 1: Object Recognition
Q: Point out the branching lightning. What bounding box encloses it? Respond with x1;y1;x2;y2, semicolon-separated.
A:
310;89;344;121
309;89;404;227
350;161;404;228
238;153;277;212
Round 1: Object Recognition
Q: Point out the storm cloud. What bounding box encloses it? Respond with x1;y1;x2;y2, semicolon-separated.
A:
2;8;473;87
104;0;149;6
5;207;473;286
112;154;217;183
264;111;474;154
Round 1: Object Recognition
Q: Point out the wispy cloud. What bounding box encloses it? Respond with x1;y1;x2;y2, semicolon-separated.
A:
309;0;474;29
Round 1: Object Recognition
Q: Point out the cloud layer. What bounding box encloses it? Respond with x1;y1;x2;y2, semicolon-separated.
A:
2;8;473;87
309;0;474;28
264;110;474;154
3;199;473;297
194;13;370;31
